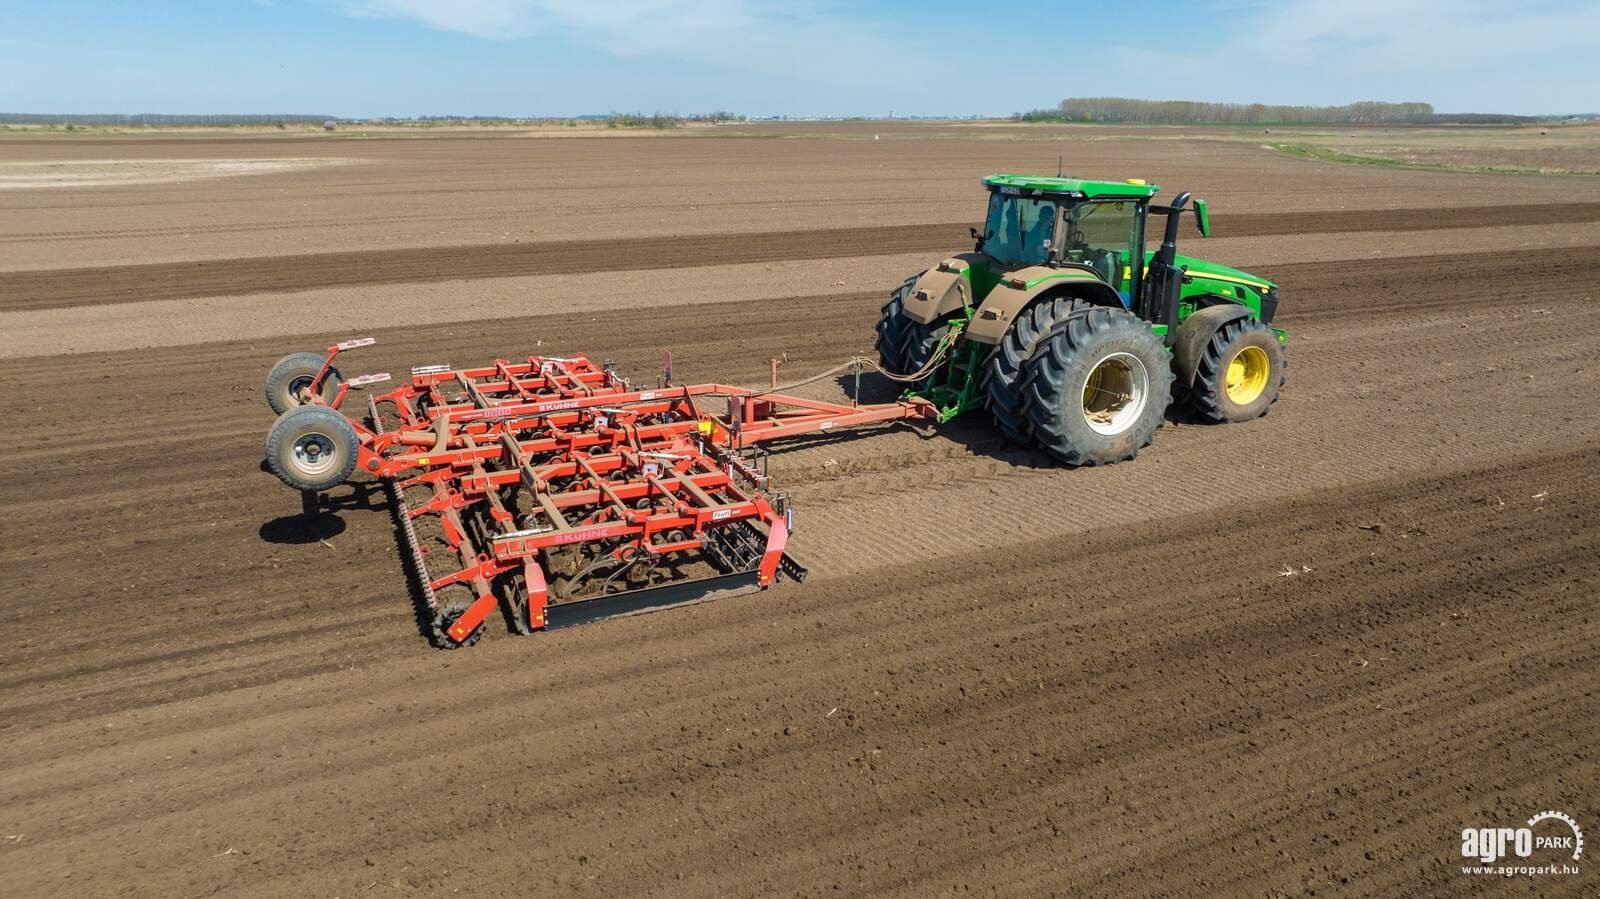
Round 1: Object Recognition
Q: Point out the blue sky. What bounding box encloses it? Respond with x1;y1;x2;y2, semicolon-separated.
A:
1;1;1596;116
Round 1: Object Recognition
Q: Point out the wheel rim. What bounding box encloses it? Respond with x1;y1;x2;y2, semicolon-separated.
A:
291;431;339;478
1225;346;1271;405
286;375;314;405
1080;351;1149;436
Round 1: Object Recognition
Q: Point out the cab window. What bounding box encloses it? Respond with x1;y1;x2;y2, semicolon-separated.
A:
1064;201;1140;294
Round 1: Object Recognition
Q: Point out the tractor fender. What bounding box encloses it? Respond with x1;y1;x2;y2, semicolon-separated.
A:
901;255;982;325
1172;301;1253;387
965;268;1122;345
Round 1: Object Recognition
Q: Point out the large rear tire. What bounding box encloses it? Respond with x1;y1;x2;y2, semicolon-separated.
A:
265;405;360;491
1187;317;1286;423
873;274;951;380
983;296;1086;446
1020;308;1174;466
873;276;920;375
265;351;343;415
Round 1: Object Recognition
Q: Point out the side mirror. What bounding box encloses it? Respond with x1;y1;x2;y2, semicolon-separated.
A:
1193;198;1210;238
969;226;981;240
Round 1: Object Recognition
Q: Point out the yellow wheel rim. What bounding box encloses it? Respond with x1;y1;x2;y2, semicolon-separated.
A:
1224;345;1271;405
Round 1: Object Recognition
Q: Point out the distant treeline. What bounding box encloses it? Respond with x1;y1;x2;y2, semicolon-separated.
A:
0;113;333;126
1015;98;1534;126
596;111;746;127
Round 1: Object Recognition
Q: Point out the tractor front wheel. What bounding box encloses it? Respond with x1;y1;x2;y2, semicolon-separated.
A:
1187;318;1285;423
1020;308;1174;466
265;405;360;491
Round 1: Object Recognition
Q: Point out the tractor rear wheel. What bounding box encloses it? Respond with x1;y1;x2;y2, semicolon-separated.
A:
265;351;343;414
1187;317;1285;423
873;275;949;379
873;276;918;374
983;296;1086;445
1020;307;1174;466
265;405;360;491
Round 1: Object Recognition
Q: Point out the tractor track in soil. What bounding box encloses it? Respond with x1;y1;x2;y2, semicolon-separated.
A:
4;201;1599;311
2;216;1599;894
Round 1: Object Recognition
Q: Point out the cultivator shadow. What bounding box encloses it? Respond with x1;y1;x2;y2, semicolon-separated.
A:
263;340;933;647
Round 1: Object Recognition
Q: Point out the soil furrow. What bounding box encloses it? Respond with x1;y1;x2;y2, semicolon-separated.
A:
5;202;1599;311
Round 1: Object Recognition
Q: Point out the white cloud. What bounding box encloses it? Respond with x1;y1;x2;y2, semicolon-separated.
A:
345;0;918;87
1090;0;1600;112
1238;0;1600;76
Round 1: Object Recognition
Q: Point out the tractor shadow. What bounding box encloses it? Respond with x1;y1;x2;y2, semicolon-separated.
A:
832;370;1219;466
829;370;1061;470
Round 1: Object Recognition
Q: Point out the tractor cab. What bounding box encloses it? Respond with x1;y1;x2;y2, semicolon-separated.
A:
974;174;1237;338
978;175;1161;306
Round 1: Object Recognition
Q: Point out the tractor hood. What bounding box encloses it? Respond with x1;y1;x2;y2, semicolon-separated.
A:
1166;253;1276;291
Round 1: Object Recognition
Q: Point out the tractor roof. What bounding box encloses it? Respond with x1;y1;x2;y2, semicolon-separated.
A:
982;174;1160;200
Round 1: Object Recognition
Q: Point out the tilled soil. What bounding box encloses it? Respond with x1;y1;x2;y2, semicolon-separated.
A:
7;202;1600;310
2;132;1598;897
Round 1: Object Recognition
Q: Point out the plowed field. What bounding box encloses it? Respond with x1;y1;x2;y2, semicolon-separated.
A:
2;126;1596;897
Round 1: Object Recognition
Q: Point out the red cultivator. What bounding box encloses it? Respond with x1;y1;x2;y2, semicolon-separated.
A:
263;339;933;647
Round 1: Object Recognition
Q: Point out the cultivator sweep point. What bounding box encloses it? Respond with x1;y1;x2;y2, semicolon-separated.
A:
264;339;932;648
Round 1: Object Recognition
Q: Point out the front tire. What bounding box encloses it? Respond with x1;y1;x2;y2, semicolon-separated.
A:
265;405;360;491
1188;318;1285;423
1020;308;1174;466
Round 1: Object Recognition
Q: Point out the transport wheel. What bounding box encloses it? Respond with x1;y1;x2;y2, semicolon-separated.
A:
983;296;1086;446
1187;318;1286;423
873;275;949;378
264;405;360;491
1020;307;1174;466
265;351;344;414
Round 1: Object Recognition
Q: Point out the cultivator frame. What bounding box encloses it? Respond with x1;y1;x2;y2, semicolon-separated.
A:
268;340;932;647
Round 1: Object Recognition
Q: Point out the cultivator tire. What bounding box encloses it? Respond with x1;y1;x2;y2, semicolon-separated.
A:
1020;308;1174;466
265;352;344;415
1186;317;1286;424
983;296;1086;446
265;405;360;491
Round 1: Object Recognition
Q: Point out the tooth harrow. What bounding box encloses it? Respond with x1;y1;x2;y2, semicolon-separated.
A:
263;339;934;648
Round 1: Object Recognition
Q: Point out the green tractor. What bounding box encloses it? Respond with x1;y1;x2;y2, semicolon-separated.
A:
875;174;1287;465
